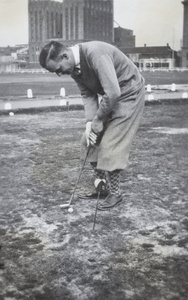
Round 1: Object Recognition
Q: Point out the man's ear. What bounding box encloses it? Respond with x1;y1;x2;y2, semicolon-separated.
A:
61;53;68;60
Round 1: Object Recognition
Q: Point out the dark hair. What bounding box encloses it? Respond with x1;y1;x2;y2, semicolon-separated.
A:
39;40;67;68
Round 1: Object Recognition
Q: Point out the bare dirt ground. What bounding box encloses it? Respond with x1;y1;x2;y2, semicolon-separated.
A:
0;103;188;300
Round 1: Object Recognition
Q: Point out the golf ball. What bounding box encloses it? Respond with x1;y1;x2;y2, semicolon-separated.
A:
68;207;73;213
9;112;14;117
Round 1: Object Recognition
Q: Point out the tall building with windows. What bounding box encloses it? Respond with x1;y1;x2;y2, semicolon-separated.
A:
28;0;114;65
182;0;188;67
28;0;63;64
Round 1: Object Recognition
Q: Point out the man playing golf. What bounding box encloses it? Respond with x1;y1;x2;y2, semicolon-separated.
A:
39;40;145;210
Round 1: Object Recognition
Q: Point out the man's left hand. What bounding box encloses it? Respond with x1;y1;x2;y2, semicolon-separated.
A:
91;116;103;134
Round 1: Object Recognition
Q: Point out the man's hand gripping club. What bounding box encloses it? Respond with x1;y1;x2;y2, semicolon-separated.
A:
86;116;103;147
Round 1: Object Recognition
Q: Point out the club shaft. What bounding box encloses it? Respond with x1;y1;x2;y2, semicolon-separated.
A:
68;145;91;206
93;190;100;230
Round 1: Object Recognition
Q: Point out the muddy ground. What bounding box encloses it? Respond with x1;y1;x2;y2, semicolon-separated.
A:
0;102;188;300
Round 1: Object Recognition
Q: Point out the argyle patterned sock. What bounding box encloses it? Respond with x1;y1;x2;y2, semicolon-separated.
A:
90;162;106;180
108;170;121;196
90;162;110;191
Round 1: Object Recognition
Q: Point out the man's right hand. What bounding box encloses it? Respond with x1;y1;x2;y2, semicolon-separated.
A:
85;122;99;147
85;122;92;147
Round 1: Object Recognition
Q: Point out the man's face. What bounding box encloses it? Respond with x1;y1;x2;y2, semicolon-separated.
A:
46;54;75;76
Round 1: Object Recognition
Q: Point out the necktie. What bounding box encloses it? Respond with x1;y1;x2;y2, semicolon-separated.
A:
74;67;81;75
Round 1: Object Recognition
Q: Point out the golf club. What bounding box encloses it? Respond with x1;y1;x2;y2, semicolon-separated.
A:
93;180;104;230
60;145;92;209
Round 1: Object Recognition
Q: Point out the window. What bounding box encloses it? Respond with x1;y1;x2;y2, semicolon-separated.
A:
65;8;69;39
60;13;62;38
39;10;42;40
35;11;38;40
70;7;73;39
47;11;49;38
75;6;78;39
161;63;169;68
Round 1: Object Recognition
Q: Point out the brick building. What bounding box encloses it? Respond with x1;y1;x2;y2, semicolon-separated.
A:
28;0;114;65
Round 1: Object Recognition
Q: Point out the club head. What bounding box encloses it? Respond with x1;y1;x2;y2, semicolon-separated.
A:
60;203;70;209
60;145;91;210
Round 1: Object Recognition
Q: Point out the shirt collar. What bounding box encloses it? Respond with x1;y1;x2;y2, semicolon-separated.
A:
70;44;80;67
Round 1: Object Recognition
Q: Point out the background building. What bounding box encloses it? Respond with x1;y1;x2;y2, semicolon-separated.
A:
28;0;63;65
114;27;135;48
28;0;114;66
0;45;29;72
120;44;180;70
181;0;188;67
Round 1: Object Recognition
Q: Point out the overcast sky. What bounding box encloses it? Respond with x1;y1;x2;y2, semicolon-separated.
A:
0;0;183;50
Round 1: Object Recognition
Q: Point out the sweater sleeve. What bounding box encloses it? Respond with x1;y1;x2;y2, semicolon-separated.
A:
74;78;99;122
91;54;121;120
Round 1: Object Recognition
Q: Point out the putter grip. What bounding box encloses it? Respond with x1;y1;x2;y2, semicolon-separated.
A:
91;130;104;146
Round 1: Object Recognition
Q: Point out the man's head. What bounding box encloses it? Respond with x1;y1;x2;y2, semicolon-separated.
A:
39;41;75;76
